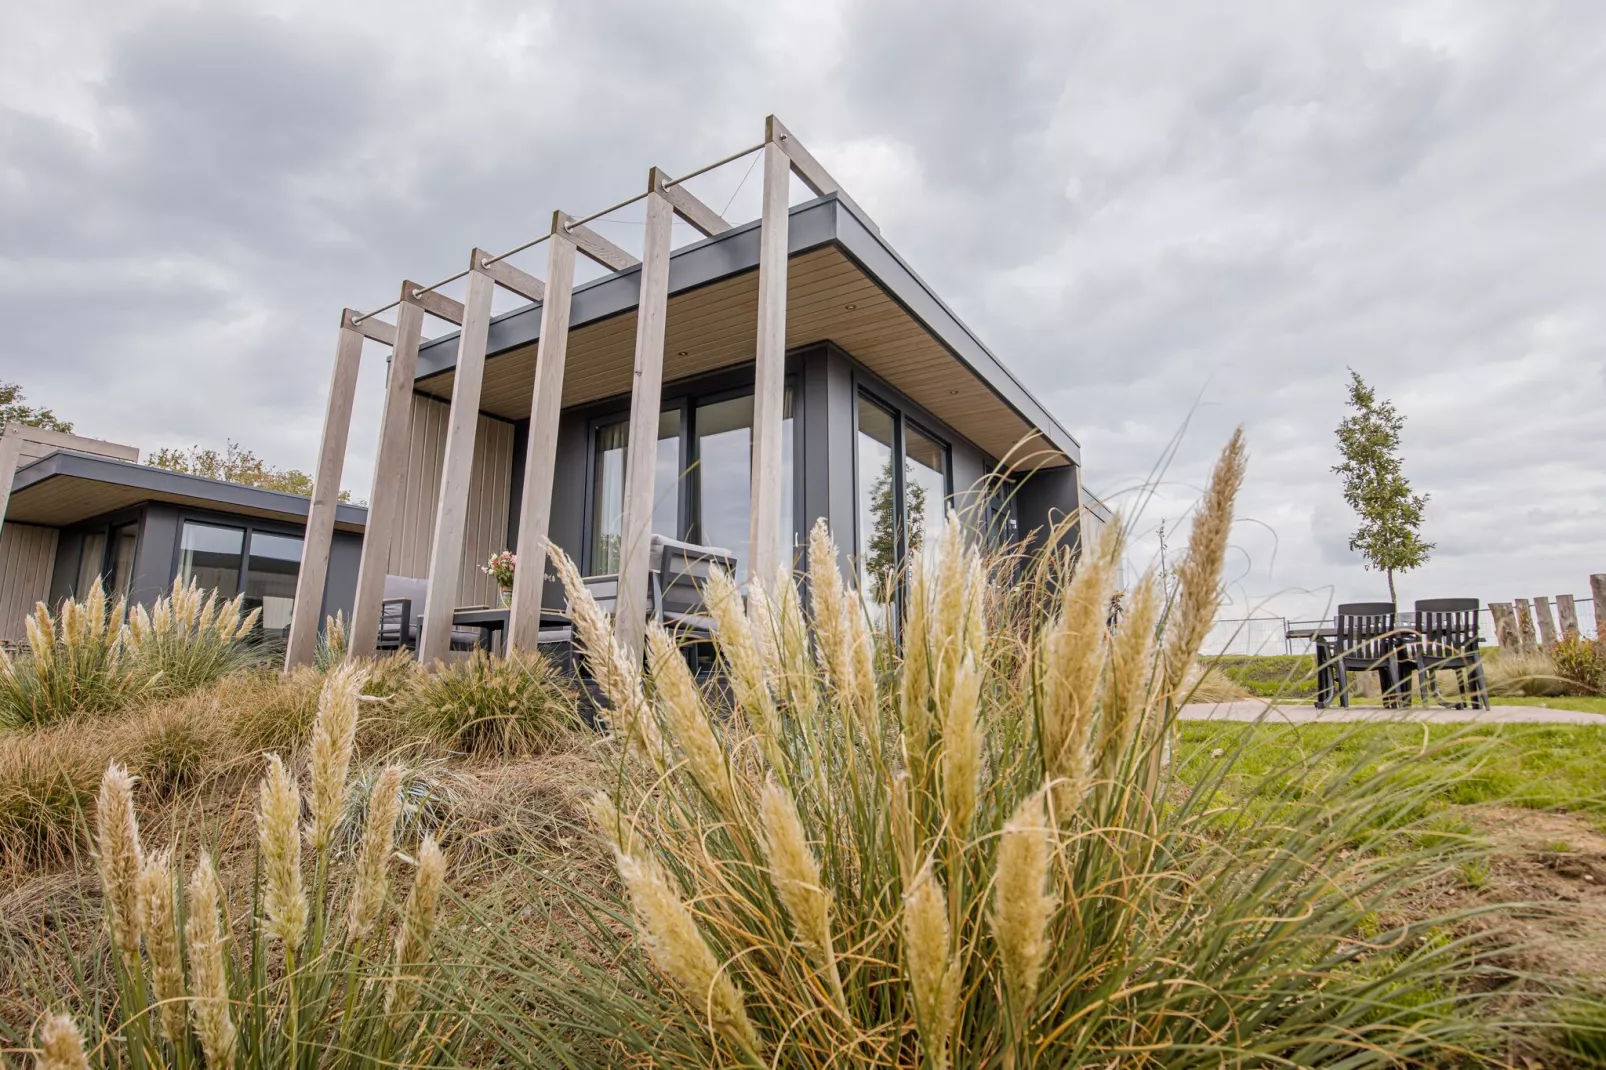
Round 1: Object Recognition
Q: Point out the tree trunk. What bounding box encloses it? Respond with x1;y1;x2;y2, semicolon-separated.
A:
1387;568;1397;605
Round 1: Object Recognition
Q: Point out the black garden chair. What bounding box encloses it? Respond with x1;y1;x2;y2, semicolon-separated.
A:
1333;602;1410;708
1402;598;1490;710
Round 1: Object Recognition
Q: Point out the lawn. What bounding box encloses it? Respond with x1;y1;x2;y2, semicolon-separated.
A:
1178;719;1606;817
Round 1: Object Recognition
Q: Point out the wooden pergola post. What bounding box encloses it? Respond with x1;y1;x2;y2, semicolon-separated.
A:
507;216;578;653
284;314;366;669
612;177;676;658
417;270;484;663
347;294;424;660
747;133;791;592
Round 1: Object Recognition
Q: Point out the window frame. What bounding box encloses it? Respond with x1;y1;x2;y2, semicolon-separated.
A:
579;373;802;576
168;510;310;628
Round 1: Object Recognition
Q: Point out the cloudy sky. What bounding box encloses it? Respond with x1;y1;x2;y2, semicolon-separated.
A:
4;0;1602;644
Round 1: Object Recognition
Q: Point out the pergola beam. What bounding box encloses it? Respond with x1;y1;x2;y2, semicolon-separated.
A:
564;219;640;272
347;291;425;660
650;166;731;237
612;184;675;657
507;215;579;653
417;261;494;662
473;248;546;303
748;138;791;592
284;313;365;669
342;308;397;347
766;114;880;237
405;280;466;326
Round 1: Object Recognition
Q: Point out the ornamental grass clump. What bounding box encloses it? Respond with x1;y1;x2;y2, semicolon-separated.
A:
30;666;455;1069
0;578;263;729
509;430;1537;1068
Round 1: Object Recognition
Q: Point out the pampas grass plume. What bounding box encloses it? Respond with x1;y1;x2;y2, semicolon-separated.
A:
258;753;307;950
36;1014;89;1070
759;783;845;1009
903;860;958;1070
992;791;1056;1024
349;765;404;943
307;662;365;853
616;849;762;1060
96;763;144;961
136;850;187;1042
185;853;236;1068
386;835;446;1018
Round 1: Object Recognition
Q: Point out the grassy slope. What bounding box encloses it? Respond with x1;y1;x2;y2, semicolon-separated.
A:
1179;720;1606;817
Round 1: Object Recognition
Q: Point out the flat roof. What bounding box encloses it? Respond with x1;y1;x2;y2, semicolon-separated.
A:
5;450;367;532
412;194;1079;469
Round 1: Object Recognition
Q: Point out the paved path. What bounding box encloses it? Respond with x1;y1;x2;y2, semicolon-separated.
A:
1179;699;1606;725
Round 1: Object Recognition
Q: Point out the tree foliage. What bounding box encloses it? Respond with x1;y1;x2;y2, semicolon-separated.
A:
0;381;73;434
147;441;349;501
1331;370;1433;601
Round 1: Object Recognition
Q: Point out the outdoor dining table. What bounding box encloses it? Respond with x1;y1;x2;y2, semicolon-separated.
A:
417;607;572;655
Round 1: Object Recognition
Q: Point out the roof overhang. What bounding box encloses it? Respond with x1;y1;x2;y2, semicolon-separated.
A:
413;194;1078;470
6;452;368;532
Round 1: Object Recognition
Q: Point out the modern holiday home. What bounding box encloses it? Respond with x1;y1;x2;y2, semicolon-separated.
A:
1;117;1101;661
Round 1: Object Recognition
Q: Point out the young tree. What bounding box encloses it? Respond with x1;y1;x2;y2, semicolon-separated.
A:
0;381;73;434
148;441;350;501
1332;370;1433;602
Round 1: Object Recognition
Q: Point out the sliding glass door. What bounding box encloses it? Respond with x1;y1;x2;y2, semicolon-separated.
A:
854;390;951;617
585;386;795;585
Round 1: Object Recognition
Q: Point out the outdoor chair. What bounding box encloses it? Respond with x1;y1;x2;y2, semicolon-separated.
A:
376;575;482;652
651;535;737;677
1333;602;1409;708
1402;598;1490;710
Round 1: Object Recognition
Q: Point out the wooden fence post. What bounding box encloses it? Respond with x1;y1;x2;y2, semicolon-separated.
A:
1556;594;1579;638
1489;602;1520;651
1533;596;1558;647
1514;598;1537;653
284;315;365;670
1592;574;1606;641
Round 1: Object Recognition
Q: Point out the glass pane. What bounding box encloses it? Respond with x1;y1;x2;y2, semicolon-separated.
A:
904;425;949;558
246;532;302;634
855;397;897;613
178;522;243;599
589;411;680;574
109;525;138;600
77;531;107;595
693;390;794;584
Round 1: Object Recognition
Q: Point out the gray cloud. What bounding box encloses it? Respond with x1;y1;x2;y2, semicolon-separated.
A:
2;0;1603;637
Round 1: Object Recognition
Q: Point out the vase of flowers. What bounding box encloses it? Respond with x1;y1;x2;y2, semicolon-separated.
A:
481;550;516;606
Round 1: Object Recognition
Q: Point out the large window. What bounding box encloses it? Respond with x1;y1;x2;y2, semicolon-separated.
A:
177;520;303;634
586;386;795;585
589;410;681;574
178;522;243;598
854;392;951;615
692;390;794;583
855;398;898;608
245;532;303;631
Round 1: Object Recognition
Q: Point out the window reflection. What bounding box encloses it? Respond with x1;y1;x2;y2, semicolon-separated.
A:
855;398;897;614
246;531;303;634
904;424;949;557
693;390;793;584
589;410;680;574
178;522;243;598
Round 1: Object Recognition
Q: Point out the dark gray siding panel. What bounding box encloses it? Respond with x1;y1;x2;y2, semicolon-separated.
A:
1014;465;1082;557
133;505;179;606
49;531;81;604
321;532;363;624
541;410;589;609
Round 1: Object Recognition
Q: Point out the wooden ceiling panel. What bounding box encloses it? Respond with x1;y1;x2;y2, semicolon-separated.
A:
414;246;1064;469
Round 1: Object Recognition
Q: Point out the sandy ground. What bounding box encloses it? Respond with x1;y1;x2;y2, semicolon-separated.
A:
1180;698;1606;724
